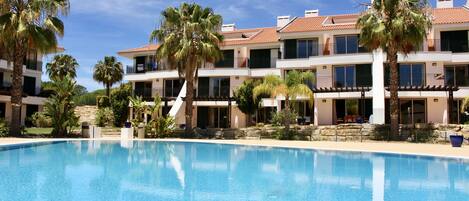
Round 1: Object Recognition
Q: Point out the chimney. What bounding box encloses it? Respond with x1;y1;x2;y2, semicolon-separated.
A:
221;24;236;32
436;0;453;8
305;9;319;17
277;16;291;29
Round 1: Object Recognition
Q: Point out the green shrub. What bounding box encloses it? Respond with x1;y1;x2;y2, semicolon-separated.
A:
271;111;297;127
95;107;114;127
0;119;9;137
74;89;106;106
97;96;111;108
31;112;52;127
110;84;132;127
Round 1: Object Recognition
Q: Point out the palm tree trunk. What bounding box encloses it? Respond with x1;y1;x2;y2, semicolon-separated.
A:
106;83;111;97
185;74;194;137
388;49;399;140
10;50;25;136
284;96;291;134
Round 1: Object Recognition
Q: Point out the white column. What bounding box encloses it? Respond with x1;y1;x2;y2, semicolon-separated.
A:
372;48;385;124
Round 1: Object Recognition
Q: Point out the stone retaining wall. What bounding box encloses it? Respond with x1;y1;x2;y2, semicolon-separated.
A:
236;124;469;142
75;106;98;124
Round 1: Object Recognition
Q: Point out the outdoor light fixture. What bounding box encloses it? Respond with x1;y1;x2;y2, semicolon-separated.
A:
434;98;439;102
322;100;327;103
323;66;327;69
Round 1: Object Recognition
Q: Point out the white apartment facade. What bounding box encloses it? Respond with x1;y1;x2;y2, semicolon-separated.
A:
120;0;469;129
0;49;49;126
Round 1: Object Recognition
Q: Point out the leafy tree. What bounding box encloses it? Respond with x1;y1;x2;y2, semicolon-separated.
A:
93;56;124;97
357;0;432;138
0;0;69;136
150;3;223;136
110;83;132;127
44;76;79;137
254;70;315;132
233;79;263;126
46;54;79;81
74;89;106;106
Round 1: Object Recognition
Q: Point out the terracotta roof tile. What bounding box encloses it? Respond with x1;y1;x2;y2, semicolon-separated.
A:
280;14;359;33
222;27;279;46
118;44;159;54
432;7;469;24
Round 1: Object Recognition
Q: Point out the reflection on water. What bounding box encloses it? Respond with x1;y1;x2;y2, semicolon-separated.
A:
0;141;468;201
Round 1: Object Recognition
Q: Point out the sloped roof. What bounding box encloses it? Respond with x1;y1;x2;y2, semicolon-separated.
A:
222;27;279;46
118;44;159;54
432;7;469;24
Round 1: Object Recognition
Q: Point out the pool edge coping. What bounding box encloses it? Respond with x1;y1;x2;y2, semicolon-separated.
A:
2;138;469;161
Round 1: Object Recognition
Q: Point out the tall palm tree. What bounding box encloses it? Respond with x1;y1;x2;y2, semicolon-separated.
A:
0;0;69;136
46;54;78;81
150;3;223;136
253;70;315;132
93;56;124;97
357;0;432;138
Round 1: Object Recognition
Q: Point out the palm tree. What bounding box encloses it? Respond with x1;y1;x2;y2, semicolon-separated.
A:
253;70;315;132
0;0;69;136
93;56;124;97
150;3;223;136
46;54;78;81
357;0;432;139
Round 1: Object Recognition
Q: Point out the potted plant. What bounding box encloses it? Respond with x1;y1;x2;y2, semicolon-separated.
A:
449;133;464;148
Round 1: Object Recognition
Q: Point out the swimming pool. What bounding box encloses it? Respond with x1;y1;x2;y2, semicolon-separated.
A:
0;141;468;201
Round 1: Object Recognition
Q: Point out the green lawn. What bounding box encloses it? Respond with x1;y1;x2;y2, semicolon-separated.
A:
24;127;53;135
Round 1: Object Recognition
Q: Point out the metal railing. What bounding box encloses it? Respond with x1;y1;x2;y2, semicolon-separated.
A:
427;39;469;53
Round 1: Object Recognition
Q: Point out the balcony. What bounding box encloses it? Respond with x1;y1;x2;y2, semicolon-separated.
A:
426;39;469;53
126;63;170;74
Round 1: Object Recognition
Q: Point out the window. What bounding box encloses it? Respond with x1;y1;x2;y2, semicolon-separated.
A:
23;76;36;96
134;82;152;99
335;35;366;54
335;99;372;124
215;50;234;68
449;100;469;124
198;77;230;97
297;39;319;58
24;50;39;71
250;49;271;68
441;30;469;53
399;64;424;86
197;107;229;128
445;65;469;86
334;65;355;87
399;99;426;124
164;79;182;97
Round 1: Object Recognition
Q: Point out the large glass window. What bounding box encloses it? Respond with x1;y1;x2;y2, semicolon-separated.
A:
23;76;36;95
335;99;372;124
250;49;271;68
450;100;469;124
441;30;469;53
335;35;366;54
215;50;234;68
297;39;319;58
398;64;425;86
334;65;355;87
134;82;152;99
445;65;469;86
399;99;426;124
164;79;182;97
198;77;230;97
197;107;229;128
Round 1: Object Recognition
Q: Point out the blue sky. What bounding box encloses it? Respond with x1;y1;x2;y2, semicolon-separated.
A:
45;0;467;91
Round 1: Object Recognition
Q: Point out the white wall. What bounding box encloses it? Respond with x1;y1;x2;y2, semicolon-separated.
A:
315;98;333;125
427;97;448;124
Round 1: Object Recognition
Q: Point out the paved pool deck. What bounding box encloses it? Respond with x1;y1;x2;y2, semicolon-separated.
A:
1;137;469;159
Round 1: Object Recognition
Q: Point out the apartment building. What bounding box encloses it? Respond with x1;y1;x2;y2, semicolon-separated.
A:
119;0;469;129
0;49;49;126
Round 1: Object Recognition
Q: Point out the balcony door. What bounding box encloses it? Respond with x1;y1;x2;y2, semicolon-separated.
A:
23;76;36;96
135;56;146;73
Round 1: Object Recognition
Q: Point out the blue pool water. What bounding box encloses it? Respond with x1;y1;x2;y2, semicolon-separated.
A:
0;141;469;201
